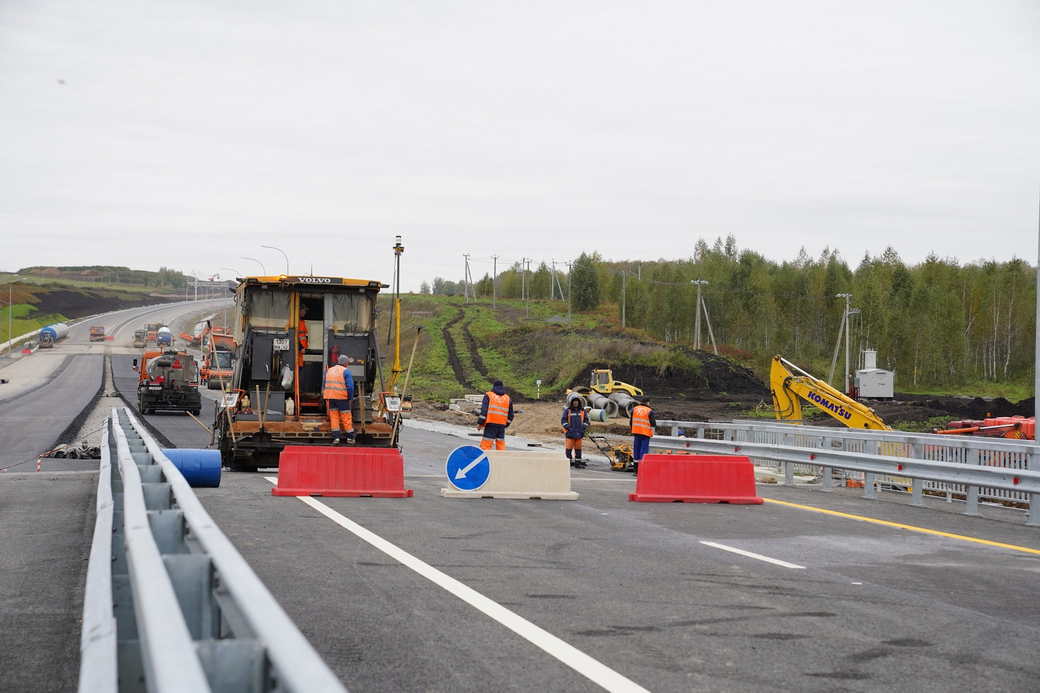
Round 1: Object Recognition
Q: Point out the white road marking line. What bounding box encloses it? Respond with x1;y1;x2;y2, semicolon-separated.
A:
699;541;806;570
265;477;648;693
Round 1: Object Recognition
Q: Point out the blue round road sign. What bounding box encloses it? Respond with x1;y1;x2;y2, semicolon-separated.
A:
445;445;491;491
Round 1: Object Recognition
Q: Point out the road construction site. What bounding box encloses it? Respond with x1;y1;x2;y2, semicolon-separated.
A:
1;286;1039;692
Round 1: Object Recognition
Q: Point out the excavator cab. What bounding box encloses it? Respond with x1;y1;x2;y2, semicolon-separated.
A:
214;275;394;471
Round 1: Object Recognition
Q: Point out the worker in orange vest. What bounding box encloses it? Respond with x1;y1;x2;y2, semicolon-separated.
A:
561;397;589;468
297;305;310;368
477;380;514;450
630;399;656;469
323;354;355;444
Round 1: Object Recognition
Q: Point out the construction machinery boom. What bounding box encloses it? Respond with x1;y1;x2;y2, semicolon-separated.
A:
770;355;890;430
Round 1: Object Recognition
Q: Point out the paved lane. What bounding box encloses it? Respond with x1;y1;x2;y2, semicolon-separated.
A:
0;354;101;469
39;380;1040;692
187;426;1040;692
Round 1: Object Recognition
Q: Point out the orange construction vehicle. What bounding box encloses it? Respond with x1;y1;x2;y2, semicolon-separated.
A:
144;322;162;345
134;349;202;415
936;416;1035;441
201;332;237;390
212;274;400;471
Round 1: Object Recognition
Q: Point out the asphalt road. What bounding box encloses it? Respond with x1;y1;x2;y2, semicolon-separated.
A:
0;354;101;471
124;400;1040;692
0;299;230;693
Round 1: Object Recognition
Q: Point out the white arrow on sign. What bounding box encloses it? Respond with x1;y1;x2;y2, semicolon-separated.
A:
454;452;489;480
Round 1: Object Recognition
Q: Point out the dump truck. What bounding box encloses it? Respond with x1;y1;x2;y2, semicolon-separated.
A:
135;349;202;415
212;274;399;471
144;322;162;344
89;326;106;342
132;329;148;348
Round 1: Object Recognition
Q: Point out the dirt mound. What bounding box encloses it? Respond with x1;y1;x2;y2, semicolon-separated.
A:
898;394;1033;419
30;289;178;318
568;351;767;400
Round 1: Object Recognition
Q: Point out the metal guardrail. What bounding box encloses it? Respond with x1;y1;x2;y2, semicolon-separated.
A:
653;419;1040;526
79;407;346;692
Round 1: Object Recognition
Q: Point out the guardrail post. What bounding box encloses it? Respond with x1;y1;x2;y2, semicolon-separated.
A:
1029;451;1040;527
963;448;980;516
863;440;879;500
671;425;679;437
910;441;924;506
696;426;704;439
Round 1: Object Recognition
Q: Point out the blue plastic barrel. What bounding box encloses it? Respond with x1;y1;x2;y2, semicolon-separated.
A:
161;448;222;487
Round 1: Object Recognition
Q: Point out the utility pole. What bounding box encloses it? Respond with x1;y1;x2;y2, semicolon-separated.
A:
565;261;573;323
463;253;471;301
836;293;852;394
1035;189;1039;438
550;260;557;300
690;280;708;349
700;294;719;355
621;271;627;328
491;254;498;309
524;258;531;317
6;285;11;354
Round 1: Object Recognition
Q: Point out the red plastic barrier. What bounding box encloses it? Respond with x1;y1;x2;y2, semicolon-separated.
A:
629;454;763;504
272;446;413;498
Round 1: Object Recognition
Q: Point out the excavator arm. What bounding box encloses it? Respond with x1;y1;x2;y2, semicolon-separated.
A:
770;356;890;430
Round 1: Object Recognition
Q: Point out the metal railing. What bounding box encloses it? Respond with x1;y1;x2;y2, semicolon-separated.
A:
653;419;1040;526
79;407;346;692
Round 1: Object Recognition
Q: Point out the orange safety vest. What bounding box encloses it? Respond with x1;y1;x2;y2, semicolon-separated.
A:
631;405;654;437
485;391;511;425
323;365;350;400
298;319;309;350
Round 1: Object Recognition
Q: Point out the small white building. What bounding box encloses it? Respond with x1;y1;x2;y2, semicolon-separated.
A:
855;349;894;399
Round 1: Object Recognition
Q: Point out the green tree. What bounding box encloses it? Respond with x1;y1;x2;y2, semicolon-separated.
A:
571;253;600;311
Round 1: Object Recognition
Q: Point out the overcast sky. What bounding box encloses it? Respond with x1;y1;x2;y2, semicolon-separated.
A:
2;0;1038;290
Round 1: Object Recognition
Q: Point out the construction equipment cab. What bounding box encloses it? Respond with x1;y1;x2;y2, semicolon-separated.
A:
589;369;643;397
136;350;202;415
213;274;396;471
770;355;890;430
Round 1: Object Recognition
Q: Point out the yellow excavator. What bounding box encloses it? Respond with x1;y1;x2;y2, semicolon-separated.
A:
770;355;890;430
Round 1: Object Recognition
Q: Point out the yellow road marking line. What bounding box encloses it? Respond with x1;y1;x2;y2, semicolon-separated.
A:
763;498;1040;556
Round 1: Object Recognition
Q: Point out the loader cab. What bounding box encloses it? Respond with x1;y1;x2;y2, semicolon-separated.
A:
592;369;612;389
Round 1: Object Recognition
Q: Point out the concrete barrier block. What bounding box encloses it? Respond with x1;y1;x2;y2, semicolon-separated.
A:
441;450;578;500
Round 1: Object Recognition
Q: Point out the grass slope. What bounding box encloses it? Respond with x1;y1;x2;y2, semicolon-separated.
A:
378;294;757;402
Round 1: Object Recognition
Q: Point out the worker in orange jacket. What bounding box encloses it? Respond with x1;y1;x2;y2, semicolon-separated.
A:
477;380;514;450
323;355;355;444
297;305;310;367
630;399;656;468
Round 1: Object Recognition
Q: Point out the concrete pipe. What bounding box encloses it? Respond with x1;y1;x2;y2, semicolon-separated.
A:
608;392;637;417
586;408;609;422
586;393;620;418
565;392;588;409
